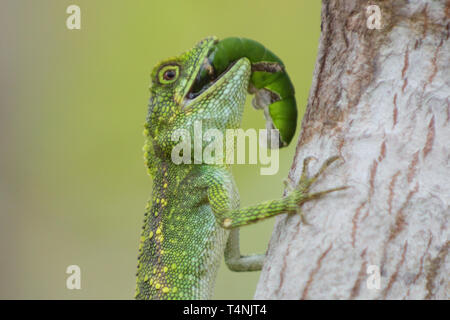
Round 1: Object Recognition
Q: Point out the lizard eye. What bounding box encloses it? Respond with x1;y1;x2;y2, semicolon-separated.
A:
158;65;180;84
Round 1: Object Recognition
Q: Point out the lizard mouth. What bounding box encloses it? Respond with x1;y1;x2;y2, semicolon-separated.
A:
184;50;237;103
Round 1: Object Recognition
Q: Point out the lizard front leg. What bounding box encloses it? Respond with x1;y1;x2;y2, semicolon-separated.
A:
208;156;347;272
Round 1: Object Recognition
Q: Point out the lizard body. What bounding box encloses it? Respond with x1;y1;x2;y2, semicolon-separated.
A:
135;37;345;299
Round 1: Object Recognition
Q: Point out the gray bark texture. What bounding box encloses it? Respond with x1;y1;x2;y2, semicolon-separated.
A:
255;0;449;299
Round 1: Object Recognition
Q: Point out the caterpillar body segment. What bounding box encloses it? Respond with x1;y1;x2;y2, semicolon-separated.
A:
195;37;298;148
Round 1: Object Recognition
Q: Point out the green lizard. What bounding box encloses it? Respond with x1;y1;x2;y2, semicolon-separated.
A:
135;36;346;300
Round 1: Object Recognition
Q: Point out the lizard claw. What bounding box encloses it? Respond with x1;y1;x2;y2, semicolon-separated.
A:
300;156;317;182
283;178;296;192
286;155;347;225
296;207;310;225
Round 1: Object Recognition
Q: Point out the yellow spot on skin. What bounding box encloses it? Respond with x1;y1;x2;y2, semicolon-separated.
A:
163;183;168;188
149;231;153;239
155;283;161;290
171;263;176;270
163;267;168;273
153;268;157;274
162;287;169;293
154;211;158;217
223;218;232;228
144;275;148;282
164;172;168;177
150;279;154;285
156;228;161;235
156;198;160;204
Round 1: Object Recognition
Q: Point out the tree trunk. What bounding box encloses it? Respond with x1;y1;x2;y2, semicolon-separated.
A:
255;0;449;300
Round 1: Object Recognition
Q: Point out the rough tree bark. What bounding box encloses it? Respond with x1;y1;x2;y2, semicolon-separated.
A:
255;0;449;299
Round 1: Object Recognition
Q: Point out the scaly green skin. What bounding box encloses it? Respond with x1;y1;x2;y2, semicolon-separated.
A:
135;37;346;300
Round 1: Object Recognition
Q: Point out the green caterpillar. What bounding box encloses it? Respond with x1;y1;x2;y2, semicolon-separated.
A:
192;37;297;148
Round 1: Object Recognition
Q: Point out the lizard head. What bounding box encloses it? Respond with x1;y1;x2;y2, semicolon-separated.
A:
145;36;251;161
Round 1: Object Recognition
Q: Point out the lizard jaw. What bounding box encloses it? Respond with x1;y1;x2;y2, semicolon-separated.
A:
174;37;218;106
182;58;241;109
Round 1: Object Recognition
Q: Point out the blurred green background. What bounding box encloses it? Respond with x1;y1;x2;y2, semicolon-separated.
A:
0;0;321;299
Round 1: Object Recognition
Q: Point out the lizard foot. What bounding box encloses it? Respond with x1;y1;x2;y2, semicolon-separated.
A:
286;156;348;223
